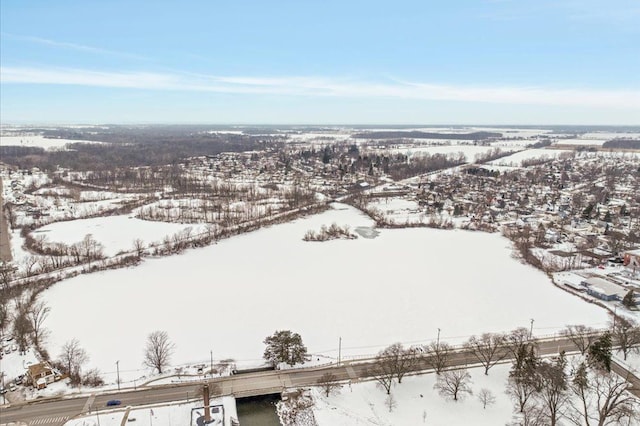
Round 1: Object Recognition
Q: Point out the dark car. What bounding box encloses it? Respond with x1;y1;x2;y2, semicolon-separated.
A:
106;399;122;406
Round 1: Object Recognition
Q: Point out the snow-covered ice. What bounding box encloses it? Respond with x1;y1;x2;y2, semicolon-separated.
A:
41;204;608;384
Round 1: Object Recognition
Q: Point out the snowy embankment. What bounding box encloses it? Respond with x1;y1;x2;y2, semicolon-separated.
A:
41;203;608;386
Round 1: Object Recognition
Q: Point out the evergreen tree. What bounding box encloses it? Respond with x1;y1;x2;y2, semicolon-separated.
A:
263;330;308;366
622;289;635;308
588;332;612;372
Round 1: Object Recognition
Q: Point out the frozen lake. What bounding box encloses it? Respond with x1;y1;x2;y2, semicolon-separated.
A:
42;204;608;382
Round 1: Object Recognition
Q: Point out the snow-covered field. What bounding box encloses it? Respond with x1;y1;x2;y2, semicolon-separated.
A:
312;363;514;426
488;148;572;167
41;204;608;384
553;138;608;146
35;215;208;257
0;135;102;150
367;198;423;223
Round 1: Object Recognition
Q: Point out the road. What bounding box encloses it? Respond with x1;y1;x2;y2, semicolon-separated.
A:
0;335;592;425
0;179;12;263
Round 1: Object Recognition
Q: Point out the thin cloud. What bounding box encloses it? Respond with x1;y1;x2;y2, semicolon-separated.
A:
2;66;639;109
1;33;149;60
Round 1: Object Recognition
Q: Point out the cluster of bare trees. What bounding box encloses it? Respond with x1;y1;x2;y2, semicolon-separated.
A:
20;233;105;274
54;339;94;386
386;152;467;181
358;324;638;424
47;330;174;390
136;183;316;227
474;147;517;164
506;345;638;425
365;341;454;395
303;223;356;241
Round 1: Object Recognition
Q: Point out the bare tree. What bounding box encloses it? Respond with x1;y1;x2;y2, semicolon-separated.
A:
144;330;175;374
424;341;452;375
12;311;32;352
434;369;473;401
316;372;340;397
591;369;640;426
27;300;50;348
0;262;16;288
58;339;89;385
561;325;598;356
506;344;540;414
610;315;640;360
569;361;640;426
22;256;39;277
0;301;7;335
506;327;538;368
532;355;569;426
367;355;395;395
570;361;592;426
133;238;146;258
478;388;496;409
378;343;420;384
465;333;508;375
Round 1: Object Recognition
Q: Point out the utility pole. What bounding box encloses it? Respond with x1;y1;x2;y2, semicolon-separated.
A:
338;337;342;366
116;360;120;391
529;319;534;339
437;328;441;348
210;350;213;375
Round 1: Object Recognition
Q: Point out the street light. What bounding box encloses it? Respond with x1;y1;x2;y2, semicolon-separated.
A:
437;328;441;348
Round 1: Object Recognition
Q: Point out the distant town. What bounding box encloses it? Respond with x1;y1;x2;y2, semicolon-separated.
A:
1;124;640;425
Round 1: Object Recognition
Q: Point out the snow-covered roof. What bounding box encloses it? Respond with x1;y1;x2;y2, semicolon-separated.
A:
584;277;625;296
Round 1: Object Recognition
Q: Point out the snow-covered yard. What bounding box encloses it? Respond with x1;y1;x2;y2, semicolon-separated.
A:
312;364;514;426
40;204;608;386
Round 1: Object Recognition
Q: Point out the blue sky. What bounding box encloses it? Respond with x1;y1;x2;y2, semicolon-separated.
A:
1;0;639;124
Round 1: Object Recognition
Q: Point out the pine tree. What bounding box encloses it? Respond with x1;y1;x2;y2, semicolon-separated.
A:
622;289;635;308
588;332;612;372
263;330;308;366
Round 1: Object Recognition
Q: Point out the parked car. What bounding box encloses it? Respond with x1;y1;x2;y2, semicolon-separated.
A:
8;383;17;392
106;399;122;406
0;386;7;394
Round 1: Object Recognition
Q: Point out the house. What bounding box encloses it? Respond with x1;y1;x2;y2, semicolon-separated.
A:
623;249;640;269
27;362;57;389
